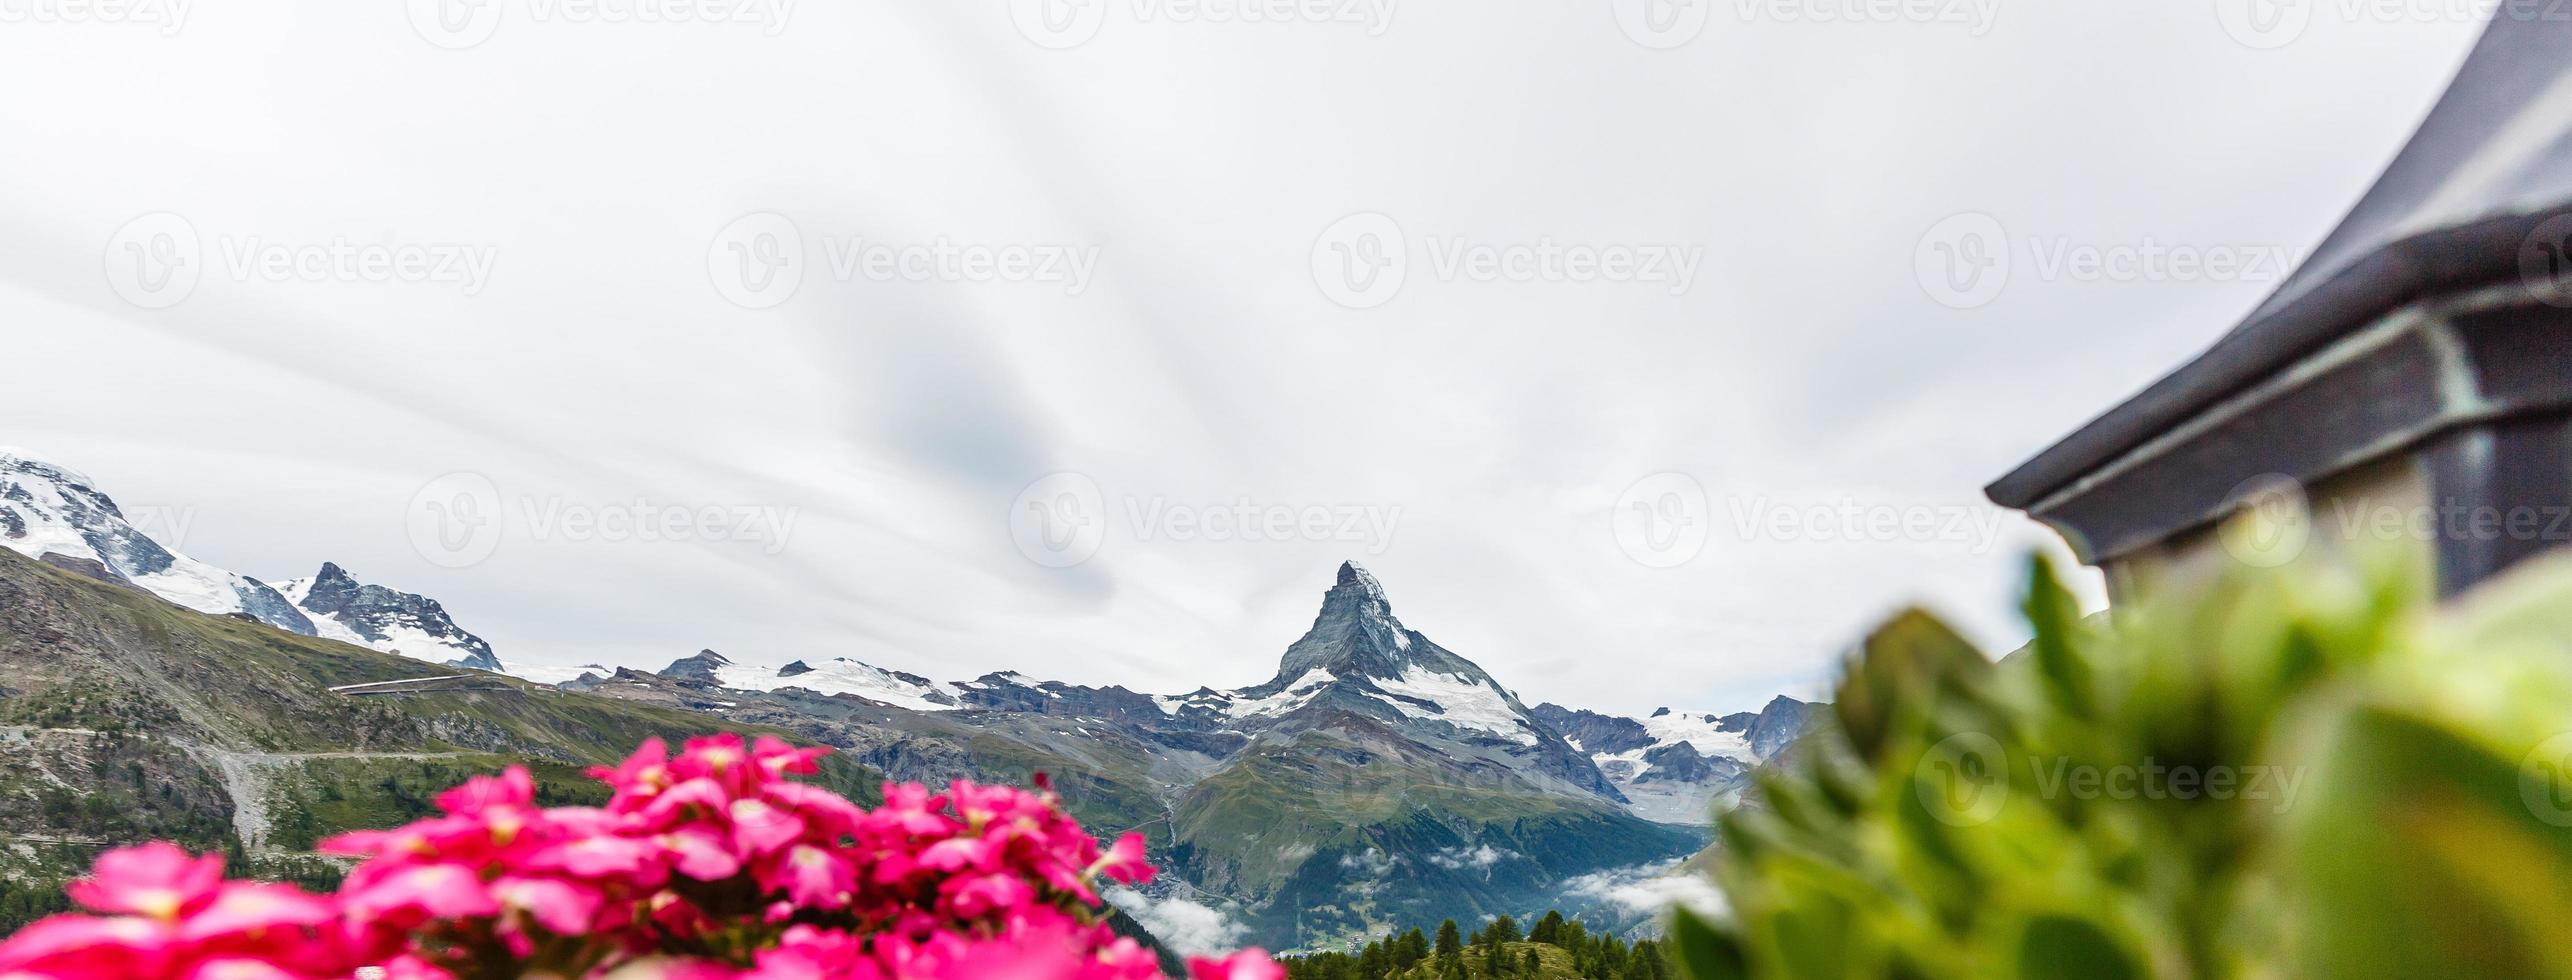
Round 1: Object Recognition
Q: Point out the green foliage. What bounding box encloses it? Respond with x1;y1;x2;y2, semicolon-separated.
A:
1282;908;1662;980
1680;544;2572;980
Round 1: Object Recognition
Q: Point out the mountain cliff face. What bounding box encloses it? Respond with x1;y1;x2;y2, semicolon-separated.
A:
0;449;319;637
1529;697;1823;825
629;562;1721;949
0;450;504;673
276;562;502;671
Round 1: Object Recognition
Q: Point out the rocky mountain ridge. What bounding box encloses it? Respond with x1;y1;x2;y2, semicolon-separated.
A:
0;449;1825;951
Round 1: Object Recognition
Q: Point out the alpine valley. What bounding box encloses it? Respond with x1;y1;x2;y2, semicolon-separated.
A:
0;449;1820;951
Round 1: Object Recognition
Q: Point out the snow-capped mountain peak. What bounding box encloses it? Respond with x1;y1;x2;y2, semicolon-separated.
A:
277;562;502;672
0;447;321;636
699;653;969;712
0;449;509;674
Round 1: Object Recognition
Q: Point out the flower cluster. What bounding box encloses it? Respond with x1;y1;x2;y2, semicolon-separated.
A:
0;735;1280;980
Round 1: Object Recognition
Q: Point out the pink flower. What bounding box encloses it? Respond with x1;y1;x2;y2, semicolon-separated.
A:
1093;833;1155;886
434;767;534;816
0;914;176;977
341;864;499;924
174;882;335;943
942;873;1035;919
64;842;225;921
179;957;304;980
655;826;744;881
0;736;1271;980
1189;949;1284;980
763;845;855;910
490;876;604;936
726;798;807;857
529;834;661;880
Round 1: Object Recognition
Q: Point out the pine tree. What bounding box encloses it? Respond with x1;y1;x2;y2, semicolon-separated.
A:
1398;928;1430;970
1435;919;1462;957
1490;915;1521;945
1523;949;1541;976
1530;911;1565;945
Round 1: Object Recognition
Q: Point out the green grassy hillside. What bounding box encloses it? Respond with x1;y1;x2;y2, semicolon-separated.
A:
0;549;875;929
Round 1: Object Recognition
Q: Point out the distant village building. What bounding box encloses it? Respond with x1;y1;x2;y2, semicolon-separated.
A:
1988;17;2572;600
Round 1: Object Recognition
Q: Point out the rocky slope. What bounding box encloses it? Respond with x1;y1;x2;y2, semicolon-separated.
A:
276;562;502;671
1529;697;1820;825
0;450;1823;951
610;563;1721;950
0;547;876;930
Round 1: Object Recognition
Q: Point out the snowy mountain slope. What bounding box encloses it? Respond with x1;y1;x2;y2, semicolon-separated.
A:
0;448;320;636
275;562;504;671
1529;697;1820;824
0;448;510;673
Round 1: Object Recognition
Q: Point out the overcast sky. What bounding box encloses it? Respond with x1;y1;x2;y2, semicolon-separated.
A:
0;3;2490;715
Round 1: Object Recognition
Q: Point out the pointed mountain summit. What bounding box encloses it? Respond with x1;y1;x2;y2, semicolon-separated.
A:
277;561;502;671
1257;561;1493;691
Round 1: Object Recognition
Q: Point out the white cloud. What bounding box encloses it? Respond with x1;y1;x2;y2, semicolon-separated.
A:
1564;860;1729;919
0;6;2484;714
1428;844;1516;870
1105;887;1249;958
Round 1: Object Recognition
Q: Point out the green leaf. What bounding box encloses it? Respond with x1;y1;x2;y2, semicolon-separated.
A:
2020;554;2095;721
1835;609;1990;764
2014;915;2140;980
1668;907;1751;980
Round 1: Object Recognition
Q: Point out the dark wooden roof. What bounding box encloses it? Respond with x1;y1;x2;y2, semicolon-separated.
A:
1990;16;2572;509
